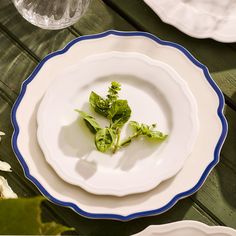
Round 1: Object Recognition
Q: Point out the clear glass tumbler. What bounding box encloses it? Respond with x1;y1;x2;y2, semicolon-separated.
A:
12;0;90;30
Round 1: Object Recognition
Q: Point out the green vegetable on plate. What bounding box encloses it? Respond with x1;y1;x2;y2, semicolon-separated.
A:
76;81;167;154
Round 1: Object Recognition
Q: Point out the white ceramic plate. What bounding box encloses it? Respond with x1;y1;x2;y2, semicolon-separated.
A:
144;0;236;42
133;221;236;236
37;52;199;196
12;31;227;220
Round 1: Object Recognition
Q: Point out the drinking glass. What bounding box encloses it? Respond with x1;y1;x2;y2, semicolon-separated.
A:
12;0;90;30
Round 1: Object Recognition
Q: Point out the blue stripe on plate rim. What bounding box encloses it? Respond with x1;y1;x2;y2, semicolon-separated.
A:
11;30;228;221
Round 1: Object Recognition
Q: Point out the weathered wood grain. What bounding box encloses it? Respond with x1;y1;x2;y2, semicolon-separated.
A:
212;71;236;110
72;0;135;34
189;105;236;227
193;161;236;228
0;29;36;94
221;106;236;169
0;0;75;59
44;197;218;236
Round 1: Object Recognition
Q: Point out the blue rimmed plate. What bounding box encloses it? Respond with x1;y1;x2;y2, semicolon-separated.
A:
11;30;227;220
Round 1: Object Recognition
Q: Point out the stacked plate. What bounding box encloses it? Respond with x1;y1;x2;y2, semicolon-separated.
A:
12;31;227;220
144;0;236;42
133;221;236;236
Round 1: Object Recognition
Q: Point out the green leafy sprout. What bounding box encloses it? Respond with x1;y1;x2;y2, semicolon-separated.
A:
75;81;167;153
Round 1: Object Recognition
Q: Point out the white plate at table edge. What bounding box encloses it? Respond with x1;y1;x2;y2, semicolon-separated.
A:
37;51;199;196
144;0;236;43
11;30;227;220
132;221;236;236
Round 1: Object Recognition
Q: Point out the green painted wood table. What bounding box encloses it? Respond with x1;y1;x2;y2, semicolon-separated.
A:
0;0;236;235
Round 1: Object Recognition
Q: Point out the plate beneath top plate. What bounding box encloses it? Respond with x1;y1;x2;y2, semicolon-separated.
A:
144;0;236;42
11;31;227;220
37;52;199;196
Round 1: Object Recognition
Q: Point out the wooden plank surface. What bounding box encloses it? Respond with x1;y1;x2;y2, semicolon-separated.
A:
41;196;219;236
0;0;235;234
72;0;135;34
194;162;236;227
0;0;76;60
221;106;236;168
0;29;36;94
192;106;236;228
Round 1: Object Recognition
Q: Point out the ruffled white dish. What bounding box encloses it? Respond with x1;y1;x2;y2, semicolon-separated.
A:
133;221;236;236
144;0;236;42
12;31;227;220
37;52;199;196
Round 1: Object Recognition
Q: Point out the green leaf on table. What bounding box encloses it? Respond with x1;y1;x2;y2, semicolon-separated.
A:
76;110;101;134
40;222;73;235
95;128;116;152
0;196;74;235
